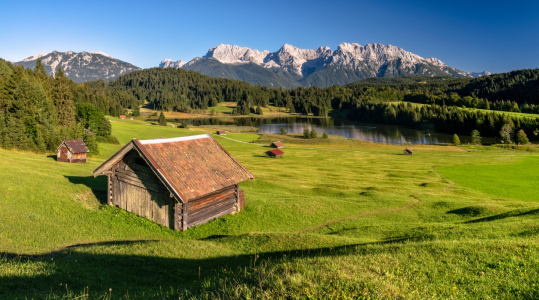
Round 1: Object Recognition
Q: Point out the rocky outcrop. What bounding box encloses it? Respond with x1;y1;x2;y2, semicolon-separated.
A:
159;59;187;68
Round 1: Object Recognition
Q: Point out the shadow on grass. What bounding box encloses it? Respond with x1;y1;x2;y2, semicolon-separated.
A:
65;175;108;205
0;237;429;299
47;154;58;161
464;208;539;224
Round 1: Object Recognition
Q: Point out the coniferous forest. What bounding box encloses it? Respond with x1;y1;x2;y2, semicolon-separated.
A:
0;58;133;154
3;57;539;154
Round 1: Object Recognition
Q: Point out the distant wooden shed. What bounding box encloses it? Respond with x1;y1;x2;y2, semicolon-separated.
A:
119;115;126;119
57;139;89;163
216;130;227;135
403;148;414;155
92;134;254;231
265;149;284;158
270;141;284;148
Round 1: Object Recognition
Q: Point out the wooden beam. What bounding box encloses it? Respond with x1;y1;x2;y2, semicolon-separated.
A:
182;203;189;231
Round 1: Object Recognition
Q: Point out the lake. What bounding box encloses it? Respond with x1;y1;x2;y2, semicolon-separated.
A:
179;117;491;145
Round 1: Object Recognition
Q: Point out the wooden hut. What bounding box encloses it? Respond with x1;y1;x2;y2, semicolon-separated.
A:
57;139;89;163
265;149;284;158
92;134;254;231
119;115;126;119
403;148;413;155
270;141;284;148
216;130;227;135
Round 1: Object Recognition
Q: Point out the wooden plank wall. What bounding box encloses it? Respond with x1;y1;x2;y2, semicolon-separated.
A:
185;186;236;228
110;150;175;228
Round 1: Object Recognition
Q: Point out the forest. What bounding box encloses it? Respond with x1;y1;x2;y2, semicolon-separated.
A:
0;58;129;153
3;59;539;154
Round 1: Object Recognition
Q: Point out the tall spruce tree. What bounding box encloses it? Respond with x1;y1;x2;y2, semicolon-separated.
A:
51;67;75;127
158;111;167;126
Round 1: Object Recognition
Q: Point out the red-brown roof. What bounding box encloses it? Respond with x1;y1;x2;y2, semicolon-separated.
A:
404;148;413;153
58;139;89;154
267;149;284;155
271;141;284;147
93;134;254;202
119;115;126;119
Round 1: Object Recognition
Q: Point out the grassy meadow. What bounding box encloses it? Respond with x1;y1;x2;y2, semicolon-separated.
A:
1;120;539;299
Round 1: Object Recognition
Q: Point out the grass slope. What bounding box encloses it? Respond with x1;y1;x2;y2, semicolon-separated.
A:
1;122;539;299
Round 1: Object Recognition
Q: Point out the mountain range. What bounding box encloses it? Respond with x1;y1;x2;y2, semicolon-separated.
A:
161;43;491;88
11;44;490;87
14;51;140;83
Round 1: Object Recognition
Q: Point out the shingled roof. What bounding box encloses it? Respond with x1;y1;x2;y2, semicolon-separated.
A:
57;139;89;154
92;134;254;202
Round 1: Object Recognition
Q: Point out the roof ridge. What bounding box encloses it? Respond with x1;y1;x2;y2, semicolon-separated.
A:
139;134;210;145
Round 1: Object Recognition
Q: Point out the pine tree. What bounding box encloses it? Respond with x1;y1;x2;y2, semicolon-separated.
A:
280;127;287;135
471;130;481;145
452;134;460;146
51;68;75;127
322;131;328;139
158;111;167;126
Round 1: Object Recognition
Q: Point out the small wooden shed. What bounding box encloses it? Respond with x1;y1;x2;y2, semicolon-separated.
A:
403;148;414;155
265;149;284;158
119;115;126;119
216;130;227;135
57;139;89;163
92;134;254;231
270;141;284;148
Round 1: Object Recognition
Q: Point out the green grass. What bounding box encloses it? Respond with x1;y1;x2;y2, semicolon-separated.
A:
438;157;539;202
1;120;539;299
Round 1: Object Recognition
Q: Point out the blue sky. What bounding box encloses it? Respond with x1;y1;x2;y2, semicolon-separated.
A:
1;0;537;73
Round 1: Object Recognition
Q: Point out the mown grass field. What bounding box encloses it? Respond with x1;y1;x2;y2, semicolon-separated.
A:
1;121;538;299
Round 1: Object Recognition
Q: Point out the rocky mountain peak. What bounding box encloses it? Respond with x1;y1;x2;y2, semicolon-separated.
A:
15;50;140;83
160;59;187;68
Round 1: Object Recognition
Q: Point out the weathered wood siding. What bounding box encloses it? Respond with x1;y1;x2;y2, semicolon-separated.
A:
184;186;237;228
57;145;86;163
110;150;175;228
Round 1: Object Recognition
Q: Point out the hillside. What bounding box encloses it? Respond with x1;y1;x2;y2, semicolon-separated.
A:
14;51;141;83
1;120;538;298
182;58;301;89
347;69;539;105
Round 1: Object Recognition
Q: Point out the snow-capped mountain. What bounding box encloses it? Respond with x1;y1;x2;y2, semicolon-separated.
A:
168;43;483;88
467;71;492;78
159;59;187;69
15;51;140;83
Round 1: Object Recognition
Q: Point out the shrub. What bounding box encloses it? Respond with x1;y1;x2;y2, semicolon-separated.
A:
322;131;328;139
310;128;318;139
280;127;287;135
303;128;310;139
452;134;460;146
516;129;529;145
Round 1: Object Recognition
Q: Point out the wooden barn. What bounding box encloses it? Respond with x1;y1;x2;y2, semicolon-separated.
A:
270;141;284;148
57;139;89;163
92;134;254;231
119;115;126;119
265;149;284;158
216;130;227;135
403;148;414;155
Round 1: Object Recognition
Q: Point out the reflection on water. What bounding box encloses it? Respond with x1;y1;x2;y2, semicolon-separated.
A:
179;117;474;145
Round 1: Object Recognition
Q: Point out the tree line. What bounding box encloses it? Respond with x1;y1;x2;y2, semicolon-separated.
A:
0;58;123;154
